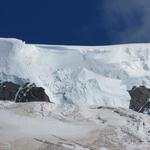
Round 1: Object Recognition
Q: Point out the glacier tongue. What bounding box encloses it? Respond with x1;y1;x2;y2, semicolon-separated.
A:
1;38;150;108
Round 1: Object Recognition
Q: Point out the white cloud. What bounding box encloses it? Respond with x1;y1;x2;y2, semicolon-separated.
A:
99;0;150;43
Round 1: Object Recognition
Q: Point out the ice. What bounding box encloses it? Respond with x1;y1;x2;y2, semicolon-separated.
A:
0;38;150;108
1;38;150;149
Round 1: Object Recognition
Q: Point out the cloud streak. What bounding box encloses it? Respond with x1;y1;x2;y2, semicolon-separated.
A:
101;0;150;43
82;0;150;44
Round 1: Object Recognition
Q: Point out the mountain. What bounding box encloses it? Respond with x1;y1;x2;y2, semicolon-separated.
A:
1;38;150;107
1;38;150;150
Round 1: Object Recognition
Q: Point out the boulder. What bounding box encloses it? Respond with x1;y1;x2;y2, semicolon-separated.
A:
15;83;50;103
0;81;50;103
128;86;150;114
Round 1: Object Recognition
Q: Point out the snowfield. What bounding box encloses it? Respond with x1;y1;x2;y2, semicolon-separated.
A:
0;101;150;150
0;38;150;149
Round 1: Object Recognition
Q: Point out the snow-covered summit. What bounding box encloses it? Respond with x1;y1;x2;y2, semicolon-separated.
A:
1;38;150;107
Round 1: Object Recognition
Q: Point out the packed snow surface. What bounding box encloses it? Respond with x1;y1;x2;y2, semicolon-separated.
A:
1;38;150;107
0;101;150;150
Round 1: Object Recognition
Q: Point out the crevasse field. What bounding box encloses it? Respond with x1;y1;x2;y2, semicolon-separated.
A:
0;38;150;150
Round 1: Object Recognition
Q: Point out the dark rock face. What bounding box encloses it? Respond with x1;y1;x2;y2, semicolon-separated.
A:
0;81;50;103
15;83;50;103
128;86;150;114
0;81;20;101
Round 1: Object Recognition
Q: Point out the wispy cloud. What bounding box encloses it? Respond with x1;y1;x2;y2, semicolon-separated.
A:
82;0;150;44
102;0;150;43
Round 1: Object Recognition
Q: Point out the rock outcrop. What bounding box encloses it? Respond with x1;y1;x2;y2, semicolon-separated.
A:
0;81;20;101
128;86;150;114
0;81;50;103
15;83;50;103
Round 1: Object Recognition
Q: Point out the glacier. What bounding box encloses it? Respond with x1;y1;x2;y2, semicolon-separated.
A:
1;38;150;150
1;38;150;108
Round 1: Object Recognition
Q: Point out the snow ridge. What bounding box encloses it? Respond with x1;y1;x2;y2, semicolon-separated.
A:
1;38;150;108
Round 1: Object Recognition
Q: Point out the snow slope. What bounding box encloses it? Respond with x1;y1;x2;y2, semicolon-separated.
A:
0;101;150;150
1;38;150;107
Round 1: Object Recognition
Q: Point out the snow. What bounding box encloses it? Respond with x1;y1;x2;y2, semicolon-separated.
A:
1;38;150;108
1;38;150;149
0;38;143;108
0;109;92;139
0;102;150;150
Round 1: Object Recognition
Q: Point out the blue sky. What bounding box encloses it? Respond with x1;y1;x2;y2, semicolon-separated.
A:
0;0;149;45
